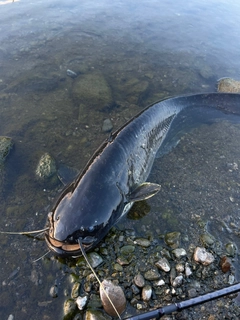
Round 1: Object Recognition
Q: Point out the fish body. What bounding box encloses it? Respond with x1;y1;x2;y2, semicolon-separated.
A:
45;93;240;257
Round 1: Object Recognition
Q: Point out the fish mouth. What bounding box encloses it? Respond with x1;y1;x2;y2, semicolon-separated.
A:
45;233;94;257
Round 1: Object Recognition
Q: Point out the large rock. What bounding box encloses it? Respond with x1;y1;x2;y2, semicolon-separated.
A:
217;77;240;93
100;280;126;317
72;72;113;108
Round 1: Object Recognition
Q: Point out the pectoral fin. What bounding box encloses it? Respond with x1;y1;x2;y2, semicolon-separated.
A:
128;182;161;202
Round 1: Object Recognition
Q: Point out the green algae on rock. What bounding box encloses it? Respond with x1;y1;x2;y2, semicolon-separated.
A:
0;136;13;165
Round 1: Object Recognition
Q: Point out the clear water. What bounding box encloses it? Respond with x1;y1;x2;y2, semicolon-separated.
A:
1;0;240;319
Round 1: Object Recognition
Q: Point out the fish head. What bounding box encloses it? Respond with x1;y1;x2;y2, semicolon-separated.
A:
45;177;125;257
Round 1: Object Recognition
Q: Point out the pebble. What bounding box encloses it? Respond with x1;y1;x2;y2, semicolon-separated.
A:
164;232;180;249
188;288;197;298
155;258;171;272
7;316;14;320
219;256;231;273
120;245;135;255
87;252;103;268
49;284;58;298
155;279;165;286
100;280;126;317
134;274;145;288
172;248;187;258
71;282;80;299
144;268;161;281
63;299;77;317
228;275;235;285
113;263;123;272
200;233;215;246
193;247;214;266
225;243;236;257
134;238;151;247
76;296;88;310
142;285;152;301
131;284;140;295
172;275;183;287
175;263;184;273
67;69;78;78
102;118;113;132
185;263;192;277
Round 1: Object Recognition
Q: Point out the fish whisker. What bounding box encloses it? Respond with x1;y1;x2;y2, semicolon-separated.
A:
0;227;49;235
32;250;51;263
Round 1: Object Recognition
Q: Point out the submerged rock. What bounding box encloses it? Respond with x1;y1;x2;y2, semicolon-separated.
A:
164;231;181;249
72;72;113;108
0;136;13;165
35;153;57;179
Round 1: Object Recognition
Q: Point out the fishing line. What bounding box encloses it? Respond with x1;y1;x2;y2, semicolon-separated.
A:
78;239;122;319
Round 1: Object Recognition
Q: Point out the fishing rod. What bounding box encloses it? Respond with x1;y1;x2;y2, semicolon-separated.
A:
124;283;240;320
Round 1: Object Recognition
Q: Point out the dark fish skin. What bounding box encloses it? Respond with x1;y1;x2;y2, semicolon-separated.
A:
45;93;240;257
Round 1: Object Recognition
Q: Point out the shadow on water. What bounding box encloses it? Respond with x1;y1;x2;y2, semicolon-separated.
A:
1;0;240;319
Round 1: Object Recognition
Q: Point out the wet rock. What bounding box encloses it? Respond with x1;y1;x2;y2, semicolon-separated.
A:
155;258;171;272
134;238;151;247
175;263;184;273
71;282;80;299
113;263;123;272
164;232;180;249
35;153;57;179
172;275;183;287
76;296;88;310
85;309;111;320
0;136;13;165
188;288;197;298
142;285;152;301
134;274;145;288
102;118;113;132
225;243;237;257
49;284;58;298
72;72;113;108
228;275;235;285
120;245;135;255
193;247;214;266
131;284;140;295
155;279;165;286
200;233;215;246
63;299;77;318
185;263;192;277
87;294;102;309
87;252;103;268
144;268;161;281
217;77;240;93
117;256;132;265
172;248;187;258
220;256;231;273
100;280;126;317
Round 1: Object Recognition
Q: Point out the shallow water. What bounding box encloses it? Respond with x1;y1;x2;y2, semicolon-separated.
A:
1;0;240;319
